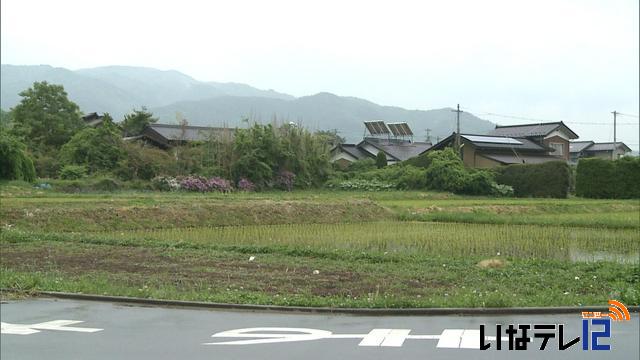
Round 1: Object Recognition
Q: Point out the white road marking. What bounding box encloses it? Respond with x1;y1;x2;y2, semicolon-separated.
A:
436;329;464;348
204;327;509;349
203;328;333;345
1;320;103;335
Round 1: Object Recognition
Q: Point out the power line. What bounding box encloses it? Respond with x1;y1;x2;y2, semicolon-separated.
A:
461;108;558;123
460;107;637;125
565;122;637;125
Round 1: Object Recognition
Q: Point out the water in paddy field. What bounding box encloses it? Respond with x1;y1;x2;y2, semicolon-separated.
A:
568;248;639;264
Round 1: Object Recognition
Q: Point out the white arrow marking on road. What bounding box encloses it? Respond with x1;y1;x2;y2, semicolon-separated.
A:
203;327;508;349
1;320;103;335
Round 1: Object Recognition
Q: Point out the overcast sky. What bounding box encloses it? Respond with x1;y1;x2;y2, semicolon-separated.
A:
2;0;639;149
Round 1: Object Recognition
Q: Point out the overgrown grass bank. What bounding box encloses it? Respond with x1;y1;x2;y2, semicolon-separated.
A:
0;198;391;232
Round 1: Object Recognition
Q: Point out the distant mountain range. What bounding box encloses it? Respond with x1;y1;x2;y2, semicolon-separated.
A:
1;64;495;142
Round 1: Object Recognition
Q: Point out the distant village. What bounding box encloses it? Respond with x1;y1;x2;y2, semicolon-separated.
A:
83;112;633;168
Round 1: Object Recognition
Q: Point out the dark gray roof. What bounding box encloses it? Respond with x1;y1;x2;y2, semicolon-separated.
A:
481;153;562;165
147;124;233;142
82;112;105;126
490;122;578;139
586;142;632;152
362;139;432;161
570;141;594;153
337;144;370;160
82;112;104;121
461;134;547;152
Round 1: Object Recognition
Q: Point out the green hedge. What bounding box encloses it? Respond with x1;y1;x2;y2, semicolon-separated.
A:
576;157;640;198
496;161;571;198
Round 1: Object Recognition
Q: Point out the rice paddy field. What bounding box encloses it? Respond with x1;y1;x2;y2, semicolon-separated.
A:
1;185;639;308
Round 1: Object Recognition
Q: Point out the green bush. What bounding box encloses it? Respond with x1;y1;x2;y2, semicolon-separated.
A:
59;165;87;180
576;157;640;199
496;161;571;198
46;177;149;193
376;151;387;168
461;171;495;195
347;158;377;172
328;164;428;190
92;177;122;192
615;157;640;198
403;153;432;169
396;166;429;189
491;183;515;197
326;179;396;191
115;142;176;180
335;148;499;195
33;153;62;178
425;148;468;192
0;129;36;182
568;164;577;194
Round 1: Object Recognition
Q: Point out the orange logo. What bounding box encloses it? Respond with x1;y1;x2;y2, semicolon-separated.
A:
582;300;630;321
607;300;630;321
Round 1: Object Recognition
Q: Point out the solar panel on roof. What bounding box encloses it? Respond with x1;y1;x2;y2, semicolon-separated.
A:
387;123;400;136
387;122;413;136
462;135;523;145
399;122;413;136
364;121;389;135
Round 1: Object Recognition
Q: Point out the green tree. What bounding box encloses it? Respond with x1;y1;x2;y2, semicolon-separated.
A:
231;124;279;185
0;109;12;130
59;114;124;173
10;82;83;151
424;148;469;192
376;151;387;168
229;122;331;188
115;142;176;180
0;127;36;181
121;107;158;136
201;127;236;178
315;129;345;147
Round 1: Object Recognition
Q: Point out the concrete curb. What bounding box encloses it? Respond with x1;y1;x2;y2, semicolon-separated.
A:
2;289;639;316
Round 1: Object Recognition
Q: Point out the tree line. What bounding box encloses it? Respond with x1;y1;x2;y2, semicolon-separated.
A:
1;81;336;189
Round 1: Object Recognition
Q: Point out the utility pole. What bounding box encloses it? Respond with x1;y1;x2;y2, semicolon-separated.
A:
452;104;463;156
612;110;618;160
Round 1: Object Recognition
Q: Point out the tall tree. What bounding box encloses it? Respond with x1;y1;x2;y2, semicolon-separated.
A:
10;82;83;151
59;114;124;173
121;107;158;136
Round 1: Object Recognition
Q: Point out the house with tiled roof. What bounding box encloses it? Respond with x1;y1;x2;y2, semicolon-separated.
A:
330;121;432;168
489;121;578;162
570;141;632;162
135;123;234;148
427;122;579;168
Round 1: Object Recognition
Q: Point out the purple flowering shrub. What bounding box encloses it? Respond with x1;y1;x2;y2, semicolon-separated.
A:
179;176;233;192
237;178;256;192
276;170;296;191
207;177;233;192
179;176;208;192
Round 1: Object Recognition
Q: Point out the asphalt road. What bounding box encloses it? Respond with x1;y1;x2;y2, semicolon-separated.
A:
1;298;638;359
